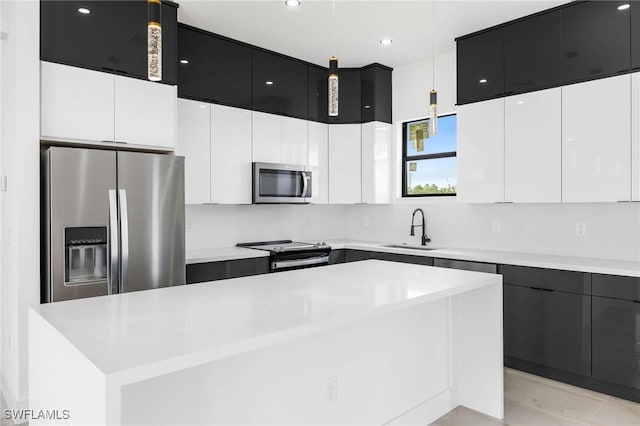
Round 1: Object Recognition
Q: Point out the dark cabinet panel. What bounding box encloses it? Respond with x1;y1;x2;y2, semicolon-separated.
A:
228;258;269;279
281;58;308;119
361;65;392;124
209;37;252;109
633;1;640;70
177;26;211;100
504;284;543;364
329;69;362;124
308;65;328;123
41;1;177;84
329;249;346;265
500;264;590;295
252;50;284;114
456;28;504;105
592;274;640;301
562;1;631;84
343;249;432;265
345;249;374;263
592;296;640;389
186;258;269;284
504;10;562;94
542;291;591;375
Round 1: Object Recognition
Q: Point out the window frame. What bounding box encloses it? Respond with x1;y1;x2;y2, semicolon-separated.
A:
401;113;457;198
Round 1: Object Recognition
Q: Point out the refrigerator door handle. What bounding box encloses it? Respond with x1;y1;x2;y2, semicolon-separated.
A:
108;189;119;295
119;189;130;293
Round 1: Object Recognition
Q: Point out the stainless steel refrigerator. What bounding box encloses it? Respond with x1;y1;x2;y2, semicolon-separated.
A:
42;147;185;303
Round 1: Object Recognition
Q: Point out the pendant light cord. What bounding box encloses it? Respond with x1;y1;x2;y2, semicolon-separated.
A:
432;0;436;88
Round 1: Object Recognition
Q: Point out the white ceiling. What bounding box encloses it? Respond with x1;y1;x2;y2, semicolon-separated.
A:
177;0;570;68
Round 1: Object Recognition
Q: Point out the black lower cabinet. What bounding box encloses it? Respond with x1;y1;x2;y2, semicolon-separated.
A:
328;249;346;265
504;284;543;364
344;249;433;266
186;258;269;284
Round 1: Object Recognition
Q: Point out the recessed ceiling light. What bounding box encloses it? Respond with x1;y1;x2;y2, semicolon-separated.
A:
78;7;90;14
364;105;371;109
285;0;300;7
380;38;393;46
200;105;207;109
479;78;488;84
617;3;630;11
516;101;524;105
265;81;274;85
179;59;189;64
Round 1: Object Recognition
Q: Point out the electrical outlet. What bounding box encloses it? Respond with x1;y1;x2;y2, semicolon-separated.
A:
363;216;370;227
187;221;193;231
492;220;502;233
576;222;586;237
325;376;337;405
0;175;7;192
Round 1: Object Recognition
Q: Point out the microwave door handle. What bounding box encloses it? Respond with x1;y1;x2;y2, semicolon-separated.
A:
108;189;119;295
301;172;308;197
119;189;129;293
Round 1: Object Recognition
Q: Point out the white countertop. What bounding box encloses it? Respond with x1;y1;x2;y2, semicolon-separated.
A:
32;260;499;382
186;246;268;264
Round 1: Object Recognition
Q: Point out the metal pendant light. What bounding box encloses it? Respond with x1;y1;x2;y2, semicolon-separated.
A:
148;0;162;81
429;0;437;136
328;56;339;117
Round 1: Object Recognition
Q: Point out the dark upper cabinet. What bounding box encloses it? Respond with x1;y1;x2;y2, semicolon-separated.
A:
209;37;252;109
456;28;504;105
329;69;362;124
632;1;640;70
41;0;178;84
504;10;562;94
281;57;308;119
252;50;284;114
562;0;631;84
503;284;543;364
592;296;640;389
361;65;392;124
177;26;211;100
308;65;329;123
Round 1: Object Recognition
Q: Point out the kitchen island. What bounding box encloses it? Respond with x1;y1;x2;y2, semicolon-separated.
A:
29;260;503;425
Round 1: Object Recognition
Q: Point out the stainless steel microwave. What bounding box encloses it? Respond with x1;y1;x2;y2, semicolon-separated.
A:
252;162;312;204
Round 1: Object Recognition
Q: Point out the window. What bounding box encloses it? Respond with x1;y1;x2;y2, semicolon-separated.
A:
402;113;457;197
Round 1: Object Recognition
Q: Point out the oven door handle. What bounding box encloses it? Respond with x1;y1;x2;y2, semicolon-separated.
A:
272;255;329;271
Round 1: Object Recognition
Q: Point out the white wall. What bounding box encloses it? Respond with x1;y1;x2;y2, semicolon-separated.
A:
185;204;346;250
0;0;40;410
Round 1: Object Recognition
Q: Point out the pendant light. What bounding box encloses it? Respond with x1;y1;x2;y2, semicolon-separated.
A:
429;0;438;136
328;0;339;117
148;0;162;81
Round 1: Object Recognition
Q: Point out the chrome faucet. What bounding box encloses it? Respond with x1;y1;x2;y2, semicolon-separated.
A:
410;208;431;246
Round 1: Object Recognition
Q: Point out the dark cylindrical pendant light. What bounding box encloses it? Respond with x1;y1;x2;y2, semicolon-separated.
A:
328;56;339;117
148;0;162;81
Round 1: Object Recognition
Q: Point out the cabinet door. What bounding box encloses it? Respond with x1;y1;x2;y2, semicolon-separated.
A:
211;105;253;205
457;29;504;105
177;26;211;101
282;57;308;119
210;36;252;109
252;50;284;115
251;111;282;163
457;98;504;203
633;73;640;201
562;75;631;202
633;1;640;71
504;88;561;202
503;284;543;364
281;117;308;165
592;296;640;389
308;65;328;123
542;291;591;376
504;10;562;94
562;1;631;84
328;69;361;124
41;61;115;142
328;124;362;204
176;99;211;204
114;76;176;148
345;250;374;262
361;121;391;204
160;3;178;85
307;121;329;204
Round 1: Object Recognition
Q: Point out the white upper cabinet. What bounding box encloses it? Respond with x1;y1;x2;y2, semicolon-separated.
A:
457;98;505;203
562;75;631;202
41;61;176;150
307;122;329;204
114;76;176;148
361;121;391;204
176;99;211;205
504;88;561;203
252;111;282;163
211;104;252;204
328;124;362;204
41;61;114;142
632;73;640;202
282;117;308;166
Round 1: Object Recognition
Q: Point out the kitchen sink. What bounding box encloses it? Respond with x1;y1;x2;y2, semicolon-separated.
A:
383;244;437;251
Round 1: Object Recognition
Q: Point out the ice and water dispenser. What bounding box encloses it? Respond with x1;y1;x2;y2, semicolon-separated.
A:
64;226;108;285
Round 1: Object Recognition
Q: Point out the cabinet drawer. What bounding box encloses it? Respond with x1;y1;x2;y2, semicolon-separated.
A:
499;264;590;295
592;274;640;301
228;258;269;279
186;258;269;284
372;252;433;266
435;258;496;274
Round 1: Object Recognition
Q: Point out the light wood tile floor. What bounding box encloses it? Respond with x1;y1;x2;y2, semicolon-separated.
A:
431;368;640;426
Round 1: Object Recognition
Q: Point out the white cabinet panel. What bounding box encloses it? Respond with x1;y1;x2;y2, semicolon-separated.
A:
505;88;561;203
282;117;308;166
329;124;361;204
562;75;631;202
307;122;329;204
633;73;640;201
211;105;252;204
114;76;176;148
176;99;210;205
41;61;114;142
361;121;391;204
252;111;282;163
457;99;505;203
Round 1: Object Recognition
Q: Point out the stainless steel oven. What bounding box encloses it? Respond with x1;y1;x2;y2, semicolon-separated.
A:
237;240;331;272
252;162;312;204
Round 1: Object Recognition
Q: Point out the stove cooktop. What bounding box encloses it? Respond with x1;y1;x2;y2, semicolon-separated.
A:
237;240;330;253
